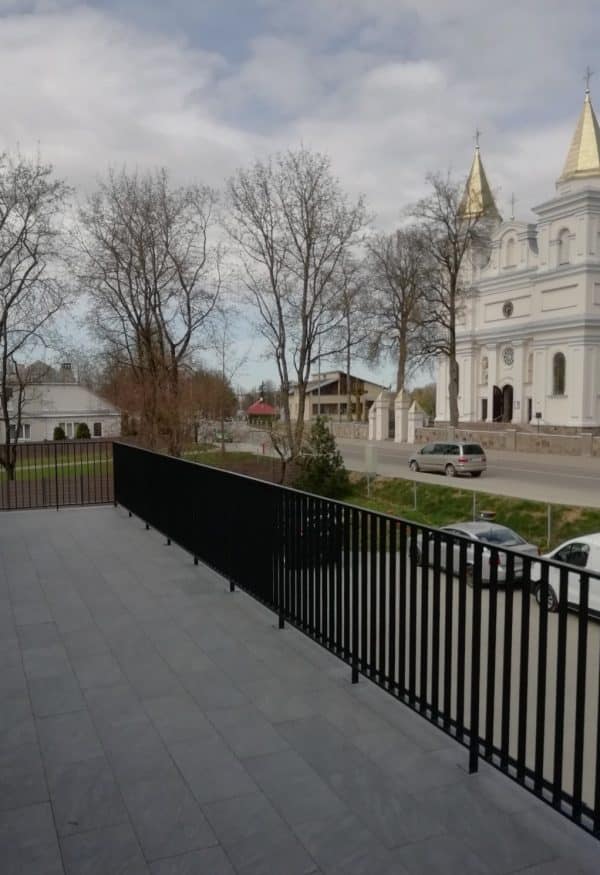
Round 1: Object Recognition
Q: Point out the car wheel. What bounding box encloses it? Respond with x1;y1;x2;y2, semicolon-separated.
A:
445;463;456;477
471;471;482;478
535;583;559;612
409;460;419;472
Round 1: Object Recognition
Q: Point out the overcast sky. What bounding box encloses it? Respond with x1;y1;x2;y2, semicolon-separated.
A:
2;0;599;389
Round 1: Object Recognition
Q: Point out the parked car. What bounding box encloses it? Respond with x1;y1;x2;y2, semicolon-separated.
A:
534;534;600;612
408;442;486;477
414;521;539;583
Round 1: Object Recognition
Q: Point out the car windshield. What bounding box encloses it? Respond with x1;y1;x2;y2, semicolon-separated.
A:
476;526;524;546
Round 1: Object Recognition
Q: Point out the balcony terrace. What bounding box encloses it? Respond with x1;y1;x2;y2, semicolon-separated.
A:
2;503;600;874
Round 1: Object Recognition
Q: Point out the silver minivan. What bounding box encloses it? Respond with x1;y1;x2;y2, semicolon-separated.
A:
408;442;486;477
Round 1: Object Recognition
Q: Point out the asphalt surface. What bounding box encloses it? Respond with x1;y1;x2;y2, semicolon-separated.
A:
337;439;600;509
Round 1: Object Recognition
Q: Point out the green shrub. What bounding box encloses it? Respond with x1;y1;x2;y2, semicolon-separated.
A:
75;423;91;440
294;416;350;499
53;426;66;441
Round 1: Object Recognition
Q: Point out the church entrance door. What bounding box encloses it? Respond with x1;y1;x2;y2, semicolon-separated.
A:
492;386;503;421
502;385;513;422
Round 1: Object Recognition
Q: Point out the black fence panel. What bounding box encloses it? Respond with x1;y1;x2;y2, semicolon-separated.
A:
0;440;114;510
113;441;600;838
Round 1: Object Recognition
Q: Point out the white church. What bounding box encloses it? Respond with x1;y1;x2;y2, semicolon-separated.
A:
435;84;600;429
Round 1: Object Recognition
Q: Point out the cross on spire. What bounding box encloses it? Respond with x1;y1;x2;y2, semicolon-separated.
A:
474;128;481;149
584;65;594;93
509;193;517;221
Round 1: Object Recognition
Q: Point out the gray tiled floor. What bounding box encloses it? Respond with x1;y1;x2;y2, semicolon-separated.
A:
1;507;600;874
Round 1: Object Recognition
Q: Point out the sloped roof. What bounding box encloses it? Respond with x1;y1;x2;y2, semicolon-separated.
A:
246;400;277;416
560;89;600;181
459;146;501;221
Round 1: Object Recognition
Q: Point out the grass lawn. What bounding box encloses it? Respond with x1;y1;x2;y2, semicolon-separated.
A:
0;458;112;483
345;476;600;551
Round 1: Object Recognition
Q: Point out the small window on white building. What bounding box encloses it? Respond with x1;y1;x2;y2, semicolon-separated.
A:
9;424;30;440
481;356;489;385
558;229;570;265
93;422;102;437
66;422;73;438
527;353;533;384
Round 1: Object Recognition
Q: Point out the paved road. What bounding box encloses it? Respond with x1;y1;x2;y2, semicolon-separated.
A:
337;439;600;508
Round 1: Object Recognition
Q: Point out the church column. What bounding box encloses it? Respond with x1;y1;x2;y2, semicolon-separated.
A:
459;349;475;422
567;344;594;426
486;345;497;422
512;342;525;424
533;347;546;421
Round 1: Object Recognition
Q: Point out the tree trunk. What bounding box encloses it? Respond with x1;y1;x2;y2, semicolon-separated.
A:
346;325;352;421
448;355;459;426
396;328;408;394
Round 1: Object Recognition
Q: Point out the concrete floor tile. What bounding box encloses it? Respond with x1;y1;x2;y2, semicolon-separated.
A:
61;822;149;874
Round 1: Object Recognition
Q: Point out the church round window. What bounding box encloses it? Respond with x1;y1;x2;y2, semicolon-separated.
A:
503;347;514;366
502;300;514;318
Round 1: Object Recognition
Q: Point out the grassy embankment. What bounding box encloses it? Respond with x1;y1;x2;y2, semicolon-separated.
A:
185;448;600;551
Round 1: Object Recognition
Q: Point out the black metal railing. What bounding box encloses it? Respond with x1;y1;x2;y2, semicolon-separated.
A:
113;442;600;837
0;439;114;510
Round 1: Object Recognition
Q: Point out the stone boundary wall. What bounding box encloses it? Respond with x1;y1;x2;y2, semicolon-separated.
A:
414;426;600;456
329;421;369;440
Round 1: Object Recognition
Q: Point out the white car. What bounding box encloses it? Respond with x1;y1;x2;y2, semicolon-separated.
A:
535;533;600;613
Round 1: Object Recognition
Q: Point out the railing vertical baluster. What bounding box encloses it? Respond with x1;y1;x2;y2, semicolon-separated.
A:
431;533;441;724
351;507;359;683
573;572;589;823
369;513;377;679
382;518;391;687
469;541;483;773
456;540;467;743
517;555;531;783
443;532;454;731
342;504;350;662
54;441;59;511
501;552;515;770
420;529;429;716
408;524;418;707
485;548;499;758
535;562;549;795
552;565;569;807
398;522;407;698
360;509;368;673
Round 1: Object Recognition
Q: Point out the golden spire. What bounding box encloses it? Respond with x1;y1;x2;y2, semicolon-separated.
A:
459;133;502;221
560;73;600;181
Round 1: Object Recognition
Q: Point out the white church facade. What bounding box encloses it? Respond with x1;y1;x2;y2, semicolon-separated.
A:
436;86;600;429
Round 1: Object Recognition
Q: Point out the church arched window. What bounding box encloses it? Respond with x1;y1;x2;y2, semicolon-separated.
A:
557;229;570;265
527;352;533;384
552;352;566;396
481;356;488;385
505;237;516;268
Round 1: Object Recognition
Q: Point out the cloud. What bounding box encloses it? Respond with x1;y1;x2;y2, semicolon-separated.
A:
1;0;598;386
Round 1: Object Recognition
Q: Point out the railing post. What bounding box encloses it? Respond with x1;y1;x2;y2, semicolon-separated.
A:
469;541;483;774
351;508;359;684
54;441;59;511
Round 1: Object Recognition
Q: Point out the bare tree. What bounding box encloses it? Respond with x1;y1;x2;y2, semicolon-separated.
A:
332;255;374;420
409;172;496;426
76;168;221;455
0;151;70;478
227;148;367;462
365;226;430;394
209;307;250;453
